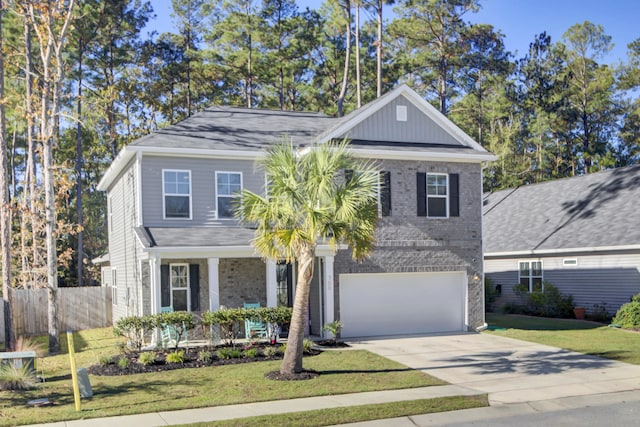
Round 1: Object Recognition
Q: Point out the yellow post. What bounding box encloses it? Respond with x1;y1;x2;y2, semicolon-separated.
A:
67;330;81;412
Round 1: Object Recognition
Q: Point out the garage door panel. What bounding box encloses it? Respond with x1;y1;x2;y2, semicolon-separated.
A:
339;272;466;338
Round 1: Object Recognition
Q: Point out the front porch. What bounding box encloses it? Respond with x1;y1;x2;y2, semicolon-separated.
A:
143;247;336;338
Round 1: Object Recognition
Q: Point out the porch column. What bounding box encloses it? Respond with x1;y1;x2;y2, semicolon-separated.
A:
266;260;277;307
149;254;161;315
323;255;335;338
208;258;220;311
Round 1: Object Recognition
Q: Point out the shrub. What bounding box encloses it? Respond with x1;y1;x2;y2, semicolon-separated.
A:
216;347;234;360
197;350;213;363
244;348;259;358
117;357;130;368
99;355;113;366
166;350;186;364
263;345;281;358
138;352;156;366
303;338;314;354
484;277;500;312
0;364;37;391
114;315;157;352
258;306;293;344
613;294;640;329
14;336;46;357
322;320;343;343
589;303;611;323
156;311;195;351
514;281;574;318
202;308;245;346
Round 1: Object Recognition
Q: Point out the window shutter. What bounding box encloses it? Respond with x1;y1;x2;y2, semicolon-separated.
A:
160;265;170;308
189;264;200;312
344;169;353;184
449;173;459;217
417;172;427;216
381;171;391;216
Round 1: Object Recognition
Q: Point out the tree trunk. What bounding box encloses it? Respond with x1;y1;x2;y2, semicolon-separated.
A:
76;40;84;287
280;245;315;374
376;0;383;98
337;0;351;117
355;2;361;108
0;0;14;350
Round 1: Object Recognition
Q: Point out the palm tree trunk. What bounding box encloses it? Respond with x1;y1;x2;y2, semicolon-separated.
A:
280;245;315;374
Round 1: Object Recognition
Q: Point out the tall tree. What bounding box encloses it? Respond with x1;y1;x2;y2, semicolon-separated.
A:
236;140;379;375
561;21;617;173
617;38;640;165
373;0;394;98
335;0;352;116
390;0;480;115
25;0;76;353
0;0;13;349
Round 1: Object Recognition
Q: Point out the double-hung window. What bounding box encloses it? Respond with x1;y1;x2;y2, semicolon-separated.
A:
216;172;242;219
519;261;543;292
163;170;191;219
170;263;189;311
417;172;459;218
345;169;392;217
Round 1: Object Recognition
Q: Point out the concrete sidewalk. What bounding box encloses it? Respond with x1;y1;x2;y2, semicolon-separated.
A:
24;384;481;427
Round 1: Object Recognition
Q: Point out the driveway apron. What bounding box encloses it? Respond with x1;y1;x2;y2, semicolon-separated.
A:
347;332;640;405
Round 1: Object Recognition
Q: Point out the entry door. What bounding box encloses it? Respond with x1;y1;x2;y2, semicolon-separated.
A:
276;262;294;337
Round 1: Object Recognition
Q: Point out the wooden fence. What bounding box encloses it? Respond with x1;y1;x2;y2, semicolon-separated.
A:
8;287;112;338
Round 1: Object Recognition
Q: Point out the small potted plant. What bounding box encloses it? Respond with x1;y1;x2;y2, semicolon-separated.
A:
573;306;586;320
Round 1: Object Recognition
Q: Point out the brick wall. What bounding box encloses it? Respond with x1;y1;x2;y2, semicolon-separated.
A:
334;160;485;329
219;258;267;308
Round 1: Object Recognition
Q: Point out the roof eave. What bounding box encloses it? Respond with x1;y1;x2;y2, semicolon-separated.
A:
484;244;640;257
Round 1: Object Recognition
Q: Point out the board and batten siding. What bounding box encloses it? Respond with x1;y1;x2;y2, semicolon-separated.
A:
485;252;640;314
141;156;263;227
344;95;460;146
107;159;144;321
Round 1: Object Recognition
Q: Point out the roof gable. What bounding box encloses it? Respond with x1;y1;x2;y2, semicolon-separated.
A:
316;85;489;154
483;165;640;254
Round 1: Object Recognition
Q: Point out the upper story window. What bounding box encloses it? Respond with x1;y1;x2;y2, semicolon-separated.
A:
163;170;192;219
417;172;459;218
519;261;543;292
345;170;391;217
216;172;242;219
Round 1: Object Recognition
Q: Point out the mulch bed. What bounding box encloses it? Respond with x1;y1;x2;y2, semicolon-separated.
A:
87;345;322;376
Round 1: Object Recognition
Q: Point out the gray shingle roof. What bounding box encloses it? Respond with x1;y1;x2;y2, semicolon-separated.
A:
136;226;257;248
483;165;640;253
130;107;334;151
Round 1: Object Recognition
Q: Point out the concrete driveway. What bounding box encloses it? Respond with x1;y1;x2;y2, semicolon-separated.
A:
348;332;640;405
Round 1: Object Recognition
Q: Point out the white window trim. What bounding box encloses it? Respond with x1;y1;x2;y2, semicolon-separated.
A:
162;169;193;220
518;260;544;292
107;194;113;232
169;263;190;312
426;172;449;218
111;268;118;305
215;171;243;220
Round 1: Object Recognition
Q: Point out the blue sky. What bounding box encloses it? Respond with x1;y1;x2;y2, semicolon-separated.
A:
147;0;639;65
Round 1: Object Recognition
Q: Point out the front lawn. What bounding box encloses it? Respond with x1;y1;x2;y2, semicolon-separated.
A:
486;313;640;365
0;328;445;426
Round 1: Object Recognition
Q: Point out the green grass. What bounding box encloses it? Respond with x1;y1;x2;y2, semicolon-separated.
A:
0;328;444;426
486;313;640;364
180;395;489;427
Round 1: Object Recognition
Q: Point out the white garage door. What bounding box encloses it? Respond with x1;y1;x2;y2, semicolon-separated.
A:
339;271;467;338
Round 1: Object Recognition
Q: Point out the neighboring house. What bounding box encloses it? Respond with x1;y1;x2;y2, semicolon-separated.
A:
97;84;495;338
483;165;640;315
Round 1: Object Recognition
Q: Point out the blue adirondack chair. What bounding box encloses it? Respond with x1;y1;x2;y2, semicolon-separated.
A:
159;306;189;349
244;302;267;339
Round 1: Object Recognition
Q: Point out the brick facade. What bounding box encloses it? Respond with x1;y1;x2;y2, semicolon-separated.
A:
219;258;267;308
334;160;485;330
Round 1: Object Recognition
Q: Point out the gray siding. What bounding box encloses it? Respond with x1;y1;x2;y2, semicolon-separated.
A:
485;253;640;314
107;159;144;321
141;156;264;227
345;95;460;146
334;160;485;329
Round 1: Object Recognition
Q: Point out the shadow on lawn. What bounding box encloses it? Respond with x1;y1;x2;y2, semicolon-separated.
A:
318;367;415;375
432;349;614;376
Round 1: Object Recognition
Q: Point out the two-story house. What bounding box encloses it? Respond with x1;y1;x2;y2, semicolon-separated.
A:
97;85;495;338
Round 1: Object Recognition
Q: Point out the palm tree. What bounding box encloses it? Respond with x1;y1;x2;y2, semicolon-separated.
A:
236;139;379;375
